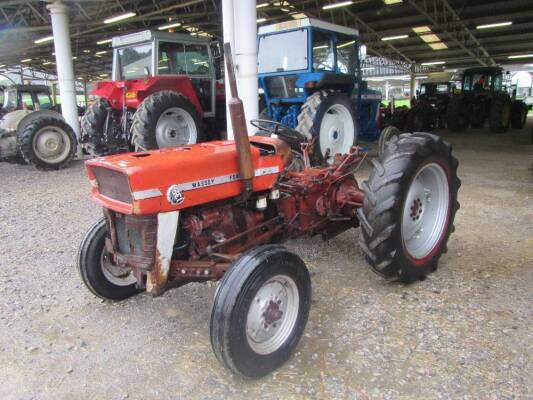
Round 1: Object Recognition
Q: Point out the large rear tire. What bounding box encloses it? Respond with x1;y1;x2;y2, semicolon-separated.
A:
132;91;204;151
210;245;311;378
17;116;77;170
446;96;468;131
80;98;111;156
511;101;528;129
489;96;511;133
358;132;460;283
296;90;358;164
77;218;139;301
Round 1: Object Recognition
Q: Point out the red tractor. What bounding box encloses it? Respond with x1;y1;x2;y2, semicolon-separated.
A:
77;46;461;378
81;30;225;156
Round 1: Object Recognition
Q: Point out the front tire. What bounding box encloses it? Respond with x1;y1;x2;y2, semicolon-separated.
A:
131;91;204;151
210;245;311;378
77;218;139;301
358;132;460;282
296;91;358;164
17;116;77;170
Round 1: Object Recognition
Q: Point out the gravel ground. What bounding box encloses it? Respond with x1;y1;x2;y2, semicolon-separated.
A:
0;126;532;400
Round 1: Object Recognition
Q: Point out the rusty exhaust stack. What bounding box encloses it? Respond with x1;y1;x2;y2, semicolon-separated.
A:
223;42;254;199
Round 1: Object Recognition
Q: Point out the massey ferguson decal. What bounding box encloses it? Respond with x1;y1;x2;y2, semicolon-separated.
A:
167;185;185;205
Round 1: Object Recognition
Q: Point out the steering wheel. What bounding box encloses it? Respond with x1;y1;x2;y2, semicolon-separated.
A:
250;119;307;143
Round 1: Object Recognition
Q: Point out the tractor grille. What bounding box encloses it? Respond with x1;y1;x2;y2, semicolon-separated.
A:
92;167;132;204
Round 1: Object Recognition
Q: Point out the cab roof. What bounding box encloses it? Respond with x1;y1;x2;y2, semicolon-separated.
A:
258;18;359;37
112;30;211;48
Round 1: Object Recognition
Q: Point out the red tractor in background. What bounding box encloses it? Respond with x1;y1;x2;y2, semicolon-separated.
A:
81;30;225;156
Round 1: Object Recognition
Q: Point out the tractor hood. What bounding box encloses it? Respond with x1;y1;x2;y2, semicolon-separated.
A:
85;137;290;215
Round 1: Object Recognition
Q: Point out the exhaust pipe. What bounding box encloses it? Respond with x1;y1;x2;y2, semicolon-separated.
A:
223;42;254;199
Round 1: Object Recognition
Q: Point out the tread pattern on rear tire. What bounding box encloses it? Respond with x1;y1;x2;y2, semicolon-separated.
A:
511;101;528;129
359;132;461;283
489;95;511;133
131;90;204;151
80;97;111;156
446;96;467;131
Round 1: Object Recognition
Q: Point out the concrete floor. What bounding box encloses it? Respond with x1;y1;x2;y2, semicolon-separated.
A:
0;124;531;400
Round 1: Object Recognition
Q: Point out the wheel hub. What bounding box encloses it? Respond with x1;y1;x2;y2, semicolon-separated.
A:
155;107;197;148
319;103;355;163
32;126;71;162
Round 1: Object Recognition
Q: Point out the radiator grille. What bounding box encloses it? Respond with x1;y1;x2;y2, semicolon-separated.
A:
92;167;132;204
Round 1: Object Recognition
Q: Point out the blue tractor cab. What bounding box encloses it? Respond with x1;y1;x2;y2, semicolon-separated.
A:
257;18;381;162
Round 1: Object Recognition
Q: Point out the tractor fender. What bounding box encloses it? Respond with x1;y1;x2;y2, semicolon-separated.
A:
0;109;32;133
16;110;65;136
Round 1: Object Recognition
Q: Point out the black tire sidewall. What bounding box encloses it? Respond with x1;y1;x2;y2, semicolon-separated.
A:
77;218;139;301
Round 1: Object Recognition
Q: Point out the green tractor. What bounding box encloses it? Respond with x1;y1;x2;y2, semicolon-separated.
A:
447;67;528;133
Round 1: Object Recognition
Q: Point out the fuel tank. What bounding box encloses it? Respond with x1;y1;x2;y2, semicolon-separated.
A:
85;136;290;215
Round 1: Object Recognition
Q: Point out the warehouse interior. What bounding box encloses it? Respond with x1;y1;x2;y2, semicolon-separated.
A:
0;1;531;399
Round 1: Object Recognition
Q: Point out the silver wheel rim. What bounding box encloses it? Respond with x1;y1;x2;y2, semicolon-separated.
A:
401;162;450;260
32;126;71;163
246;274;299;355
155;107;197;148
319;103;354;163
100;251;136;286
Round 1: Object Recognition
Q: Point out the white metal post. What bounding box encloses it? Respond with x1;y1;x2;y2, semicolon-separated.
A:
47;1;81;149
222;0;259;139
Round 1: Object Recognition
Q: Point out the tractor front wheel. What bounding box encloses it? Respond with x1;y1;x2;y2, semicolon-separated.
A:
132;91;204;150
77;218;139;301
210;245;311;378
489;96;511;133
296;91;358;164
358;132;460;282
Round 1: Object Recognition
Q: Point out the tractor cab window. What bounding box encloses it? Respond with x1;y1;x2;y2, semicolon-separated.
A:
158;42;186;74
20;92;34;109
436;84;450;93
336;34;357;75
117;44;153;80
184;44;210;75
464;73;492;92
3;89;17;110
492;74;503;91
36;92;52;109
313;30;334;71
258;29;308;73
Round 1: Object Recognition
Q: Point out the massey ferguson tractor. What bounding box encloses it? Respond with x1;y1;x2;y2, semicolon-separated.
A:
77;45;460;378
80;30;225;155
257;18;382;164
446;66;528;133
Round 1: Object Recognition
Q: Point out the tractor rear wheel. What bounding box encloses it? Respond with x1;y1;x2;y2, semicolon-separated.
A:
378;125;400;158
296;90;358;164
446;97;468;131
210;245;311;378
81;97;112;156
78;218;139;301
132;91;204;151
17;116;77;170
511;101;528;129
358;132;460;283
489;96;511;133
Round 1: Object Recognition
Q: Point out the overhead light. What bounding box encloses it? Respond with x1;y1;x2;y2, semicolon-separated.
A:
508;54;533;59
256;2;269;8
97;38;112;45
476;21;512;30
99;73;108;77
42;61;53;65
158;22;182;30
421;61;446;65
281;8;290;12
384;0;403;4
103;11;136;24
416;75;428;79
429;42;448;50
34;35;54;44
313;45;329;50
360;67;375;70
382;34;408;41
338;40;356;48
95;50;107;55
0;64;5;68
21;58;32;63
323;1;353;10
257;18;267;23
412;26;431;33
83;49;91;53
72;56;77;60
291;13;307;19
420;34;441;43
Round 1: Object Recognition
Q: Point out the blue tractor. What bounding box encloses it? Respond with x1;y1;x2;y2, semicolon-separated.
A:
257;18;382;163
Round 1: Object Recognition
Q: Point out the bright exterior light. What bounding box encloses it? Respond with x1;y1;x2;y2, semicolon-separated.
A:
508;54;533;59
103;12;136;24
158;22;182;30
382;34;408;41
256;2;269;8
421;61;446;65
21;58;32;63
429;42;448;50
476;21;512;29
412;26;431;33
34;35;54;44
323;1;353;10
257;18;267;23
95;50;107;55
97;39;112;45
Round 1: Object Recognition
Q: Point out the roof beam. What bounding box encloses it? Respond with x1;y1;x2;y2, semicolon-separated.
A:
405;0;496;66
